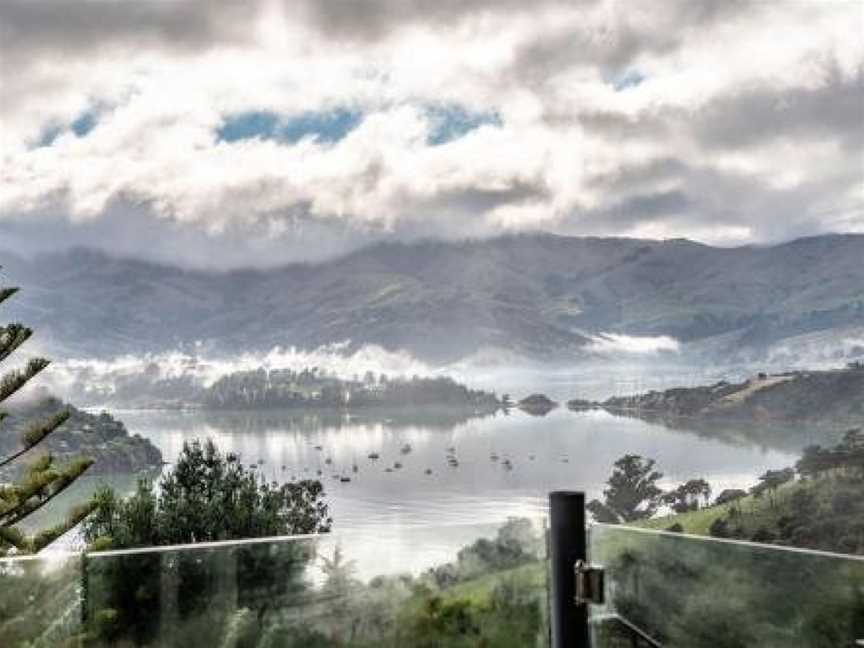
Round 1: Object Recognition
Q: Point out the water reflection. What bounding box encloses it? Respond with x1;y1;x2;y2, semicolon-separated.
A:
115;406;803;535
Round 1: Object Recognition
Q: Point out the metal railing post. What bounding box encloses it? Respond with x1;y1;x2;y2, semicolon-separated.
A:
550;491;590;648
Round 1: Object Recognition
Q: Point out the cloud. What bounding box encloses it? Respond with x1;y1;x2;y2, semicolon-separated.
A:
44;342;436;402
588;333;680;356
0;0;254;58
0;0;861;267
297;0;577;42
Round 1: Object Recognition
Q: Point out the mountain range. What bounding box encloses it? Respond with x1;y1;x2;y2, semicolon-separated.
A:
2;233;863;365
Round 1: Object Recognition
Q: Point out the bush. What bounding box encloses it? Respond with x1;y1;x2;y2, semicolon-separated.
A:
709;518;730;538
750;527;776;543
831;490;857;515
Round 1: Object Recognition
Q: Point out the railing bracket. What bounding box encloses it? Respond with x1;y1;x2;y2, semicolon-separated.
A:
574;560;605;606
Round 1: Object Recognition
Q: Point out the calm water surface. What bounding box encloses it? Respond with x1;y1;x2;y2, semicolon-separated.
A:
59;366;834;576
120;407;801;525
97;404;807;575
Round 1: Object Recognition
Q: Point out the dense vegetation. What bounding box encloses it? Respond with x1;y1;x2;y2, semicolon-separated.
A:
1;517;547;647
79;439;331;645
592;429;864;556
204;369;502;411
588;441;864;646
642;430;864;554
285;519;547;648
594;524;863;648
84;439;331;549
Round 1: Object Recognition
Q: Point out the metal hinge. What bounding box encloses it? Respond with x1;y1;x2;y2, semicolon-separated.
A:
574;560;605;606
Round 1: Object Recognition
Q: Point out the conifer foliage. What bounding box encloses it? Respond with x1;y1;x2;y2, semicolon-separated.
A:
0;269;95;555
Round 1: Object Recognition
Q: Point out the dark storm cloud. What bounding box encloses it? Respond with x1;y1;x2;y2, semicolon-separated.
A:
0;0;254;62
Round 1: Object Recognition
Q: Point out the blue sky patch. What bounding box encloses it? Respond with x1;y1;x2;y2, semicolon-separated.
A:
610;69;646;92
70;111;97;137
425;105;502;145
217;108;363;144
34;109;99;147
35;125;64;148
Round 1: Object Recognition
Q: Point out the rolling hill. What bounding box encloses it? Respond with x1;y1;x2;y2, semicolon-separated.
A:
2;233;863;364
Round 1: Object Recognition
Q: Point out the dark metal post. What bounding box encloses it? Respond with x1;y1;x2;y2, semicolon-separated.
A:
550;491;589;648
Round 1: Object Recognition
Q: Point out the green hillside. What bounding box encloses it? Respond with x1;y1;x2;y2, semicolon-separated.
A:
641;470;863;555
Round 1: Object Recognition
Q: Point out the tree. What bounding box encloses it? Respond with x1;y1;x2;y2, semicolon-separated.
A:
82;439;332;644
0;274;95;555
795;444;838;479
84;438;332;547
838;428;864;475
750;468;795;510
321;545;360;643
663;478;712;514
587;455;664;523
715;489;747;507
714;488;747;518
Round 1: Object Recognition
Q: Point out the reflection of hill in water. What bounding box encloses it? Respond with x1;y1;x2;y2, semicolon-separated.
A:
605;408;851;454
197;405;505;434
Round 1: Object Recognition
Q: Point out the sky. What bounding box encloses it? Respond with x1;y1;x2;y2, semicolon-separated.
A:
1;0;862;267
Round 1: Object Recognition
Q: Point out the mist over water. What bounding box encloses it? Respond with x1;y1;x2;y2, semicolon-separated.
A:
39;342;436;406
38;332;738;408
33;318;863;411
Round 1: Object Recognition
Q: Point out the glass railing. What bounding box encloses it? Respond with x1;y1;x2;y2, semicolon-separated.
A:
0;518;550;647
589;523;864;648
6;511;864;647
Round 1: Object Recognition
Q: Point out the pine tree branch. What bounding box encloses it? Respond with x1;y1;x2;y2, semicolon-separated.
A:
0;410;71;468
0;286;19;308
0;524;27;554
0;323;33;363
0;357;50;404
0;278;95;555
32;500;99;552
0;457;94;527
0;501;98;554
